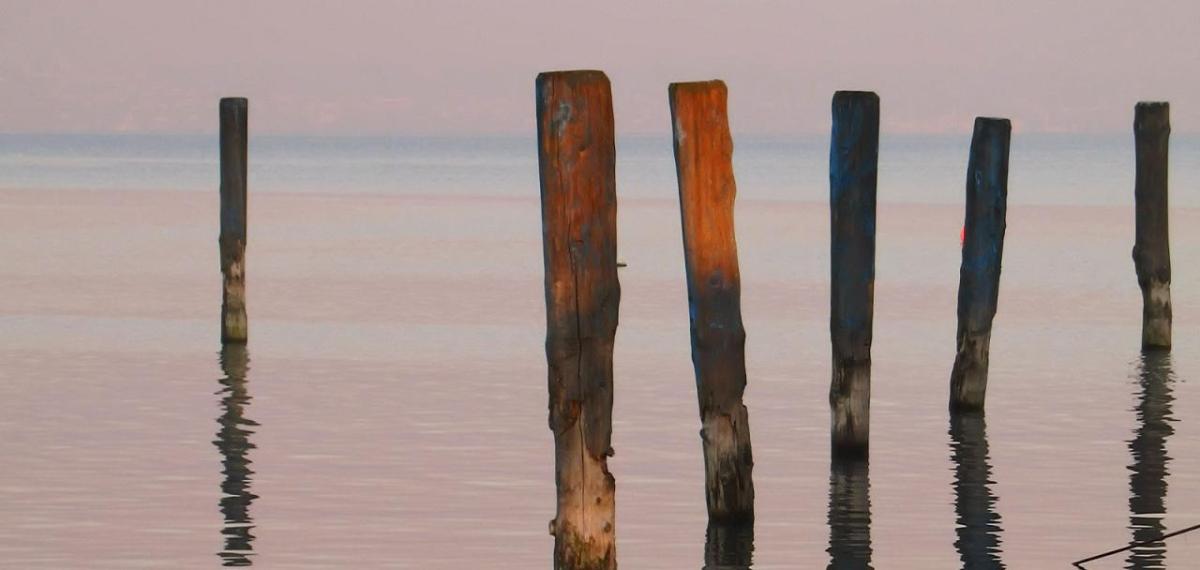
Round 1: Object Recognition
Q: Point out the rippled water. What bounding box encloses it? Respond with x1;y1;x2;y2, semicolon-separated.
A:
2;135;1200;568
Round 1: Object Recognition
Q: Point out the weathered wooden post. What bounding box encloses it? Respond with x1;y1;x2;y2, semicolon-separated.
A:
668;80;755;522
1133;102;1171;350
949;118;1011;412
219;97;249;344
829;91;879;454
536;70;619;570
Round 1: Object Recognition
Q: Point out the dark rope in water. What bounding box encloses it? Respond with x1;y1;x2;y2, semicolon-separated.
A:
1072;522;1200;568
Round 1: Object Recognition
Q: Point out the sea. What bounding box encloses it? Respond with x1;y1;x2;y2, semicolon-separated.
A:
2;132;1200;568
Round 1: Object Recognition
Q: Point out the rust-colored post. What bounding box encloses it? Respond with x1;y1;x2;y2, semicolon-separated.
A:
219;97;248;344
949;117;1011;412
668;80;755;522
536;70;619;570
1133;102;1171;350
829;91;879;454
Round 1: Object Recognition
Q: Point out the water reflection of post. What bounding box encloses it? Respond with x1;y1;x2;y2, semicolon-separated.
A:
1127;351;1175;569
215;345;258;566
703;521;753;570
827;456;872;569
949;413;1005;569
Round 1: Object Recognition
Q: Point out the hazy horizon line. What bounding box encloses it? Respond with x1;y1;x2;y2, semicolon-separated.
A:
2;128;1191;138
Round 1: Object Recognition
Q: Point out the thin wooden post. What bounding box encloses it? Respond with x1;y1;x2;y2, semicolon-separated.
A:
536;70;619;570
668;80;755;522
829;91;879;454
949;118;1011;412
219;97;248;344
1133;102;1171;350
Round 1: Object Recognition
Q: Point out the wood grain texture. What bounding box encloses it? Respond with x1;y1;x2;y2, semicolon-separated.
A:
829;91;879;454
219;97;248;344
950;117;1011;412
1133;102;1171;350
536;70;619;570
669;80;755;522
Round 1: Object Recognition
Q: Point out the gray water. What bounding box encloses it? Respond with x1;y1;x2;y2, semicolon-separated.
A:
2;134;1200;568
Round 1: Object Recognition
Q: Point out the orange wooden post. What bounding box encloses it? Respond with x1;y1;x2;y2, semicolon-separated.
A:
669;80;755;522
536;70;619;570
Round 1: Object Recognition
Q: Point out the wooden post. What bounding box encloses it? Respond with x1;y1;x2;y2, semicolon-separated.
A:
668;80;755;522
949;413;1004;567
219;97;249;344
216;344;256;565
536;70;619;570
1133;102;1171;350
828;91;879;454
949;118;1011;412
827;456;872;567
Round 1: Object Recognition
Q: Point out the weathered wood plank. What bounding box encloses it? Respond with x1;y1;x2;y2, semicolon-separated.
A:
829;91;879;454
1133;102;1171;350
668;79;755;522
949;117;1011;412
536;70;619;570
219;97;248;344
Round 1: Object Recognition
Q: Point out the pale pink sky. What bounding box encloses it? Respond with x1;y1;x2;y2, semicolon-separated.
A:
2;1;1198;135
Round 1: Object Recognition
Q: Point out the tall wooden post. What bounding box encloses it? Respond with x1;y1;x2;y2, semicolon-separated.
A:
949;118;1011;412
536;70;619;570
1133;102;1171;350
668;80;755;522
829;91;879;454
219;97;249;344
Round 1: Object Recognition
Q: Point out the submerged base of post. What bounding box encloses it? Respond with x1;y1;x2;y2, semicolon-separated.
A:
950;330;991;412
551;422;616;570
831;361;870;454
701;404;754;522
1140;280;1172;350
220;236;248;344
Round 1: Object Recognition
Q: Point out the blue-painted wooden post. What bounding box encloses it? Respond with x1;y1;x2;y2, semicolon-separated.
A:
829;91;879;454
949;117;1011;411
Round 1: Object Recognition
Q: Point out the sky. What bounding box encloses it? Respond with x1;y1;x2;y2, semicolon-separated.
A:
2;1;1199;135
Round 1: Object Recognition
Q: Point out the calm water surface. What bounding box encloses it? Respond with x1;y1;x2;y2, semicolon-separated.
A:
2;135;1200;568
